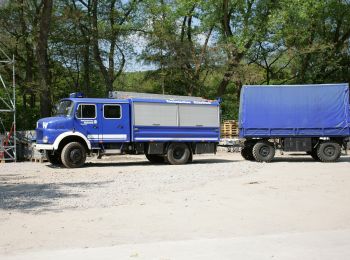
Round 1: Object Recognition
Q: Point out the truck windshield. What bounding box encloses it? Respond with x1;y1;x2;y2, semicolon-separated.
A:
53;100;74;117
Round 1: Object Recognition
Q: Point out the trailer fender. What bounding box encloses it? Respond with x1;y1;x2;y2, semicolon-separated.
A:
53;131;92;150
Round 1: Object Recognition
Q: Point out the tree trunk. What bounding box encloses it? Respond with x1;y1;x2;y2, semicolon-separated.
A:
91;0;114;94
82;43;90;96
216;53;242;96
36;0;53;117
235;80;242;101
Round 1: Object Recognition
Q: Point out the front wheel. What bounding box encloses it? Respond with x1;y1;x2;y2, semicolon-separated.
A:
166;143;191;165
252;141;275;162
61;142;87;168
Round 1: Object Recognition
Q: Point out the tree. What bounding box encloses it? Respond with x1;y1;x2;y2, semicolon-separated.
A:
214;0;278;97
36;0;53;117
142;0;217;97
91;0;141;94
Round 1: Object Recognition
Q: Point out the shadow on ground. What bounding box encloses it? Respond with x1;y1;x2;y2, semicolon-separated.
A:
0;175;112;212
272;154;350;163
79;158;236;168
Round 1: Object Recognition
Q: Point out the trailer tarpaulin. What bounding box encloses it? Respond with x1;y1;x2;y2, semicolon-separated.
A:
239;83;350;137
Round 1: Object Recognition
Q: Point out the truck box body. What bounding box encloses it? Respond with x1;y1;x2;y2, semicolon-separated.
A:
239;83;350;138
131;99;220;142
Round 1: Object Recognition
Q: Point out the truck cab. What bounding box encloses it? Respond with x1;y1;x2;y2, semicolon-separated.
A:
35;96;131;167
35;92;221;168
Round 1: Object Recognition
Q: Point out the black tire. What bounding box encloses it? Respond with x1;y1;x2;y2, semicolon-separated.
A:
317;141;341;162
46;150;62;166
145;154;165;164
166;143;191;165
61;142;87;168
310;149;320;161
252;141;275;162
241;147;255;161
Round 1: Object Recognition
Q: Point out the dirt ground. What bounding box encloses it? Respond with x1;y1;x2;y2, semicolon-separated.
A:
1;151;350;259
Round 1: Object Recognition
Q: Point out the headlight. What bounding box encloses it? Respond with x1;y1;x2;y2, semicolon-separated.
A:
43;136;49;143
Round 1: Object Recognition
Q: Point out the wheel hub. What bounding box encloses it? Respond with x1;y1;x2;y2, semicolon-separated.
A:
324;146;335;156
70;148;82;163
259;146;270;157
173;147;185;160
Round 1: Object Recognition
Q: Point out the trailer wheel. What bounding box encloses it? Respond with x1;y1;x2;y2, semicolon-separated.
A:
166;143;191;165
241;147;255;161
317;142;341;162
145;154;165;164
61;142;87;168
252;141;275;162
46;151;62;166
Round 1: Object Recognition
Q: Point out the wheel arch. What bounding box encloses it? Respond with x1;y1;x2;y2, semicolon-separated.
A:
53;132;91;152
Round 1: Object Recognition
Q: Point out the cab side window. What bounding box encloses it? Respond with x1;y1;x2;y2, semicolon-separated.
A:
76;104;96;119
104;105;121;119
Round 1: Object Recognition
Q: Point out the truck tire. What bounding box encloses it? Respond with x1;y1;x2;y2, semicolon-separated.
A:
145;154;165;164
252;141;275;162
61;142;87;168
317;142;341;162
46;151;62;166
241;147;255;161
166;143;191;165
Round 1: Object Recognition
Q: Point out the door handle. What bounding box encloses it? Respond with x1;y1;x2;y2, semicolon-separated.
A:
93;125;98;129
117;125;124;129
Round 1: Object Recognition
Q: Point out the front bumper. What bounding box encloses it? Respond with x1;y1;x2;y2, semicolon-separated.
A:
34;143;54;151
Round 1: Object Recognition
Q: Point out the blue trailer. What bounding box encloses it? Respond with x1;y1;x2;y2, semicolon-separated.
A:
239;83;350;162
35;92;220;168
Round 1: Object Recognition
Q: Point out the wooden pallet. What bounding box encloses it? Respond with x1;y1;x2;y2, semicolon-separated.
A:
221;120;239;138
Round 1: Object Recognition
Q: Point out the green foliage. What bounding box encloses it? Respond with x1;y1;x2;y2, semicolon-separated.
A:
0;0;349;130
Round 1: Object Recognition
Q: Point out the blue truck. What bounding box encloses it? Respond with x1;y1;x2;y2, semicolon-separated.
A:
239;83;350;162
35;92;221;168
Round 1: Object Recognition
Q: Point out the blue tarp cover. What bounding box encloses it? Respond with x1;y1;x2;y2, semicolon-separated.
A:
239;83;350;137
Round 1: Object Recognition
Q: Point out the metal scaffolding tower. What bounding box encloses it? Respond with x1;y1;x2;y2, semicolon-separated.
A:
0;47;16;162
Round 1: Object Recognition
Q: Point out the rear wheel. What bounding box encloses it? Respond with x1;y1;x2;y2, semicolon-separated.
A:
317;142;341;162
145;154;165;164
46;150;62;166
166;143;191;165
61;142;87;168
252;141;275;162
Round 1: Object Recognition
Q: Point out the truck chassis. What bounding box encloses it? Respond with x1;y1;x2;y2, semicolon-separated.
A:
241;137;348;163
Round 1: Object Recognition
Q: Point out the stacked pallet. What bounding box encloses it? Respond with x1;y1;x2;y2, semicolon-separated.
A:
221;120;239;138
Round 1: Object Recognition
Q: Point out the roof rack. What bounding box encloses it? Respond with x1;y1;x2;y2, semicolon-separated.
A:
108;91;208;102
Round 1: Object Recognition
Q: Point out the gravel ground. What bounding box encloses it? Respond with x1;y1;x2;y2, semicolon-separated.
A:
0;152;259;212
1;151;350;259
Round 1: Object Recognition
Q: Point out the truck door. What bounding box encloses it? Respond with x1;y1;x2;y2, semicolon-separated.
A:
74;103;100;144
100;103;130;143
